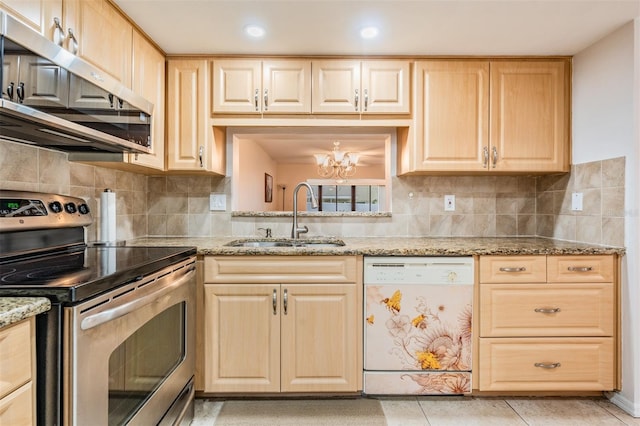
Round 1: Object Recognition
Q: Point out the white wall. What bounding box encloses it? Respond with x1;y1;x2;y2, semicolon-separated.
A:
572;19;640;415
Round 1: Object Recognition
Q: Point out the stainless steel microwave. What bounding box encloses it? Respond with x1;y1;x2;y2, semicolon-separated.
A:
0;12;153;154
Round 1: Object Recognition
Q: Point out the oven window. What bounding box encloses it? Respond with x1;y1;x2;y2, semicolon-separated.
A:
107;302;185;425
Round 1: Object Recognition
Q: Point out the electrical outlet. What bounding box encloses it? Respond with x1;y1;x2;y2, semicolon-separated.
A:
571;192;583;211
444;195;455;211
210;193;226;211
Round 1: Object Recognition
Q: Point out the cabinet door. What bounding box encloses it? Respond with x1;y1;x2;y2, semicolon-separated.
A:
63;0;132;87
262;60;311;113
2;54;19;101
489;61;569;172
280;284;359;392
0;0;62;42
203;284;280;392
128;31;165;170
166;59;210;171
361;60;410;114
17;55;69;108
312;60;360;113
212;59;261;113
413;61;489;172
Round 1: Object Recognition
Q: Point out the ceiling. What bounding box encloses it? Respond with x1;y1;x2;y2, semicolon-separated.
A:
232;128;390;165
113;0;639;56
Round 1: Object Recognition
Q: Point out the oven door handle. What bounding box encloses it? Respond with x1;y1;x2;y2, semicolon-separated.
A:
80;267;195;331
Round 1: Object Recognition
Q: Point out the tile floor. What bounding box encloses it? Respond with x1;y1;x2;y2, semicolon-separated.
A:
191;397;640;425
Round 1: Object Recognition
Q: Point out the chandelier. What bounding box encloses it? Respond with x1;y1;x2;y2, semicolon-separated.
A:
313;141;360;181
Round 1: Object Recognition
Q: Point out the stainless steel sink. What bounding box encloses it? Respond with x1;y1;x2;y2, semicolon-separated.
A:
225;239;345;248
226;241;295;247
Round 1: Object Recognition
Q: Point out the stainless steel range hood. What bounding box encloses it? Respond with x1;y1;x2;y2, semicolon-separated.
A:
0;12;153;154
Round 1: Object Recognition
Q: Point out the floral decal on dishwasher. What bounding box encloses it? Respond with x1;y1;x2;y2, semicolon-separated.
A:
365;285;473;394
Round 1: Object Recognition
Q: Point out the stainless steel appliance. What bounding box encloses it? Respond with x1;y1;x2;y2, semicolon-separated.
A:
363;256;474;395
0;190;196;425
0;12;153;155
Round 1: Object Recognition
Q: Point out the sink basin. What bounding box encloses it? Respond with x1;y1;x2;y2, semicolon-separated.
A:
299;241;345;248
226;241;294;248
225;239;345;248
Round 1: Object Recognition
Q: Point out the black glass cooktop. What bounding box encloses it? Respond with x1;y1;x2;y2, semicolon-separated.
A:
0;246;196;303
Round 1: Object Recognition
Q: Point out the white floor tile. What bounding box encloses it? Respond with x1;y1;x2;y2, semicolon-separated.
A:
419;398;527;426
506;398;626;426
380;397;430;426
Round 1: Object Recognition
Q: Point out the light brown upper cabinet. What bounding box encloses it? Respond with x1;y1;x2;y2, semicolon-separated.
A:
128;30;165;171
166;59;225;174
0;0;63;43
312;60;410;114
212;59;312;114
63;0;132;87
399;59;569;174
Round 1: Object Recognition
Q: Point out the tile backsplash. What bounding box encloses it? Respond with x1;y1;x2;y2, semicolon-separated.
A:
0;139;625;247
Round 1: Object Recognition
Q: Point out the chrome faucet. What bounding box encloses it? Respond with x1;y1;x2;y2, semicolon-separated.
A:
291;182;318;240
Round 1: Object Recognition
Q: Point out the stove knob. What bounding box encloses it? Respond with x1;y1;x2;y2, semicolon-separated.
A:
78;203;90;215
64;202;77;214
49;201;63;213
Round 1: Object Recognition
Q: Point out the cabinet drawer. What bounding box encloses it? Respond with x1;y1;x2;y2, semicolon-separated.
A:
548;255;614;283
0;319;33;399
479;284;614;337
479;256;546;283
204;256;358;283
479;337;614;391
0;381;34;426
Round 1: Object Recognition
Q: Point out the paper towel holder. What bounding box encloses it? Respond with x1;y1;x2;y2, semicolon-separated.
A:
95;188;125;246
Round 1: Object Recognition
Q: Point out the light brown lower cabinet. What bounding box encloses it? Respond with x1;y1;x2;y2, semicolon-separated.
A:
202;256;362;394
478;254;618;392
0;318;36;426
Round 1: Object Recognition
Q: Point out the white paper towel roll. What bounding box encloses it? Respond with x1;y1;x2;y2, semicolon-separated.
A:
100;189;116;243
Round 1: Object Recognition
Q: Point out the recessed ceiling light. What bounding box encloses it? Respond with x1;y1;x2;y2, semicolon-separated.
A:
245;25;266;38
360;26;379;39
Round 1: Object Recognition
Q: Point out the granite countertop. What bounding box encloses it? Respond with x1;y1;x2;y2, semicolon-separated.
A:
126;236;625;257
0;297;51;329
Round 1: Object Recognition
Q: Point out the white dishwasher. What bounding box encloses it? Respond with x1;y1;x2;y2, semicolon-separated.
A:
363;256;474;395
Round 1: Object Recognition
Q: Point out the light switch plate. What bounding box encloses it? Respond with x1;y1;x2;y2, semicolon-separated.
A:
571;192;583;211
210;193;226;211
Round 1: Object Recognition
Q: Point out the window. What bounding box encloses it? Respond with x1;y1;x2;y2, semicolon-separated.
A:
308;185;383;212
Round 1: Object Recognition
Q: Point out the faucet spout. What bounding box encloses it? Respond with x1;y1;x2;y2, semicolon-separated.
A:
291;182;318;239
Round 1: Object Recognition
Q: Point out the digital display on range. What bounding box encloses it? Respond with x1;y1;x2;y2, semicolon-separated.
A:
0;199;48;217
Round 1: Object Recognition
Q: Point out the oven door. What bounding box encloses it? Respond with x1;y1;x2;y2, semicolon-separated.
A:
64;257;196;426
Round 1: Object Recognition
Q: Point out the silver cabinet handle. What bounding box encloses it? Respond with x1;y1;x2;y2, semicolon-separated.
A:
499;267;526;272
534;307;561;314
272;289;277;315
6;82;14;101
364;88;368;112
491;146;498;168
198;145;204;168
534;362;561;369
53;17;66;46
16;82;24;103
283;288;288;315
483;146;489;168
567;266;594;272
67;28;78;54
263;89;268;111
354;89;359;111
254;89;259;111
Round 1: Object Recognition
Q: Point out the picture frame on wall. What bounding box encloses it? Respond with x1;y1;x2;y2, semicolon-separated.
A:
265;173;273;203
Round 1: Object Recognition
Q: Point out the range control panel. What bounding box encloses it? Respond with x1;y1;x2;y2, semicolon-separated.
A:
364;256;474;285
0;190;92;231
